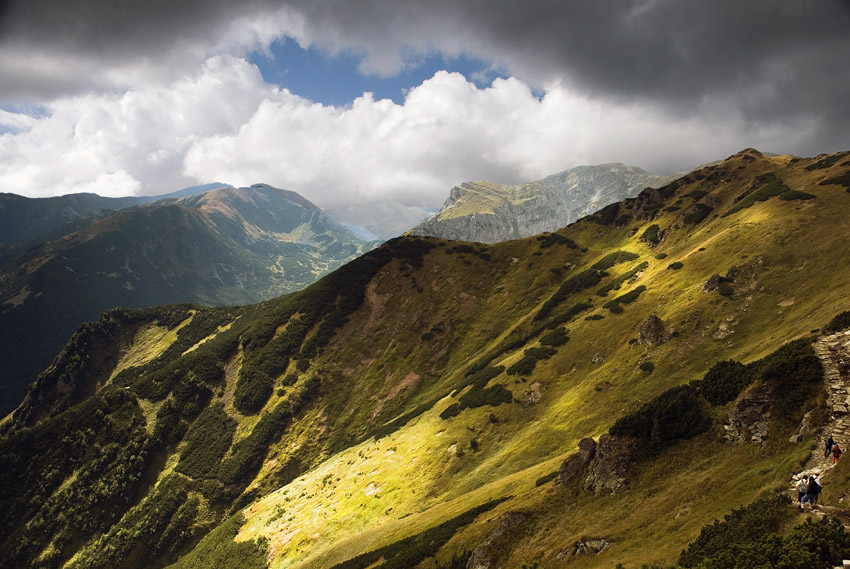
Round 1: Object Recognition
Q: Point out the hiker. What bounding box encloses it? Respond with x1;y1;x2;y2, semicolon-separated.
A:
801;474;821;509
825;435;835;458
833;444;842;464
796;475;808;504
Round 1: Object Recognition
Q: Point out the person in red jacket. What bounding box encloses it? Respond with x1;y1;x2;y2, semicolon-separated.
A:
833;443;842;464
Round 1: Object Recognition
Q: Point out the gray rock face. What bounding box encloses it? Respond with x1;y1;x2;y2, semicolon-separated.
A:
584;434;634;494
724;385;773;444
411;164;676;244
558;437;597;485
466;511;528;569
639;315;668;346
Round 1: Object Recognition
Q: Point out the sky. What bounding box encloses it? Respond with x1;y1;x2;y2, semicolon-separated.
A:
0;1;848;208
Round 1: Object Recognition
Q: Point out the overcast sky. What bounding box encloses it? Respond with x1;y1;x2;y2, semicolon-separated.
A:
1;0;848;207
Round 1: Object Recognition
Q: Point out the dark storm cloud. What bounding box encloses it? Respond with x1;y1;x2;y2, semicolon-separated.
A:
290;0;850;148
4;0;848;110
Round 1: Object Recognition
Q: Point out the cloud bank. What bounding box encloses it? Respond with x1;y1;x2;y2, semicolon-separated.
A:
1;0;848;205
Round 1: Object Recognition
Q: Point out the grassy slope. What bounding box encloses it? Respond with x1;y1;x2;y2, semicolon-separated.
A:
5;150;850;569
224;150;850;568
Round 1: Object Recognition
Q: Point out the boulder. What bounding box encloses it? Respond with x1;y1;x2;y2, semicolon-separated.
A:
639;315;668;346
584;434;634;494
558;437;597;485
724;385;772;444
466;511;528;569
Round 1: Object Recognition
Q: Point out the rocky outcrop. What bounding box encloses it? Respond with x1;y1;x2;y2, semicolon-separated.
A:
584;434;634;494
467;511;528;569
412;164;674;244
724;385;772;444
639;315;668;346
522;381;547;406
557;537;611;559
558;437;597;485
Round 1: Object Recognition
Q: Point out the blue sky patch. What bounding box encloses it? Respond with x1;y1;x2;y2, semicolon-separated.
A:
248;36;508;106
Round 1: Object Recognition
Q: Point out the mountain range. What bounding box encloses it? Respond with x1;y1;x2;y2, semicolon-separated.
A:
3;148;850;569
0;184;376;416
410;163;679;243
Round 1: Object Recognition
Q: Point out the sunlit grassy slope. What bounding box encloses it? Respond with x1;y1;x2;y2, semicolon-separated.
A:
215;150;850;568
4;149;850;569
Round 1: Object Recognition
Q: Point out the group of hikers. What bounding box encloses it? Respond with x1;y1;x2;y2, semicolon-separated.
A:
795;435;843;510
796;473;822;510
826;435;842;464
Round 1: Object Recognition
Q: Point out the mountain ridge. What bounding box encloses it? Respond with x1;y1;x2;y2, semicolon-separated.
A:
411;162;680;243
3;148;850;569
0;184;376;417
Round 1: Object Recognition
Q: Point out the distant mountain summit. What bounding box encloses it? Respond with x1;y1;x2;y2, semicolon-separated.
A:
0;184;375;416
411;163;677;243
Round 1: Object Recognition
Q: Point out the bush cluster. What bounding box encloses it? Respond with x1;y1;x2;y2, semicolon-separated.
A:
507;346;557;376
678;494;850;569
612;338;823;453
819;171;850;189
440;366;512;420
693;360;748;406
641;224;661;244
805;151;850;170
591;250;641;271
539;327;569;347
597;262;649;297
823;310;850;334
603;285;647;313
535;269;602;321
609;385;711;450
537;232;579;249
724;173;798;217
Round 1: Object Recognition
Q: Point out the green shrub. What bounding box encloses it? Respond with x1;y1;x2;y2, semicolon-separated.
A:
165;512;268;569
176;404;236;479
668;261;684;270
695;360;749;406
678;494;789;567
779;189;816;201
641;224;660;244
597;262;649;297
724;173;793;217
655;252;668;259
686;190;709;200
756;338;822;421
603;285;646;313
540;328;569;347
805;151;850;170
440;403;461;420
823;311;850;334
537;233;578;249
609;384;711;451
590;203;622;225
591;251;641;271
535;270;602;321
678;494;850;569
820;172;850;188
639;361;655;373
535;471;559;486
233;369;273;415
507;355;538;377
